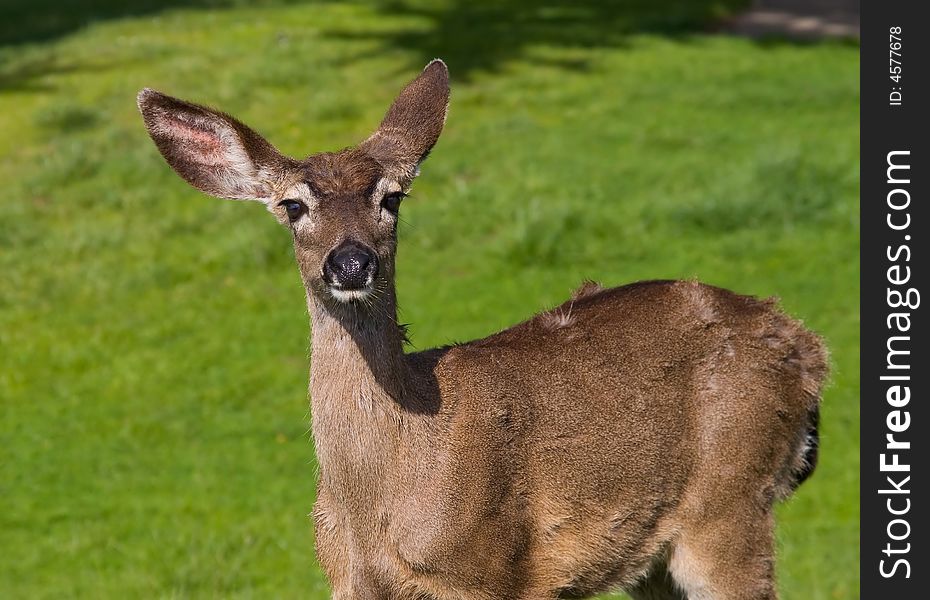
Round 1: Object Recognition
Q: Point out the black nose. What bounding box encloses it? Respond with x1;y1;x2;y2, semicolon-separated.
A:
323;241;378;289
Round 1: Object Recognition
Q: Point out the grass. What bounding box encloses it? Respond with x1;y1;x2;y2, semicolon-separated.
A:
0;1;859;598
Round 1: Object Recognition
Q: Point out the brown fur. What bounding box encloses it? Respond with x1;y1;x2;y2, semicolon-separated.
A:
138;60;828;600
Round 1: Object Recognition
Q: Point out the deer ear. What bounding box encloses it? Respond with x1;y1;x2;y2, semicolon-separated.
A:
137;89;291;201
361;59;450;181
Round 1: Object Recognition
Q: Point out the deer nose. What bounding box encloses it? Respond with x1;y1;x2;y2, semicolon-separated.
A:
323;241;378;289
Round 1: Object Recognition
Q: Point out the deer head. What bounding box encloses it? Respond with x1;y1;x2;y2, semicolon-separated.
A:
138;60;449;309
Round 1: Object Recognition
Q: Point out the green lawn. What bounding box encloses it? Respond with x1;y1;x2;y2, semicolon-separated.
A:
0;1;859;598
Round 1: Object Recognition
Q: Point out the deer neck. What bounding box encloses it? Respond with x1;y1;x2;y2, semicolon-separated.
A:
306;285;409;503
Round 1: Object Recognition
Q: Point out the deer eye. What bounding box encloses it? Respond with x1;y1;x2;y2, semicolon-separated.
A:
278;199;305;222
381;192;405;215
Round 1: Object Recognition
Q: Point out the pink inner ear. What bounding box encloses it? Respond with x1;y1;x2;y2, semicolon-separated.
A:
161;111;228;167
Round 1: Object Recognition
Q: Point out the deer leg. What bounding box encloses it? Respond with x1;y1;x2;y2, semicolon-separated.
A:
667;510;778;600
628;561;687;600
517;592;558;600
312;490;353;598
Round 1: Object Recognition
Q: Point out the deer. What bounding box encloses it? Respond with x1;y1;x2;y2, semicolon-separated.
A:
138;59;828;600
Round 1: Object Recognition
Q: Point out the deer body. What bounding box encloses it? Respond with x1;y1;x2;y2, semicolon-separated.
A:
309;279;824;600
139;60;827;600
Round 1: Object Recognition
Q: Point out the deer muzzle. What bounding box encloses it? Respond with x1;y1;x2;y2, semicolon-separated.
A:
322;240;378;301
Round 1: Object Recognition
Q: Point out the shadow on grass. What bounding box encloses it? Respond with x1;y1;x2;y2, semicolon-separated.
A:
0;54;130;92
0;0;751;85
326;0;751;80
2;0;854;91
0;0;326;47
0;0;324;91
